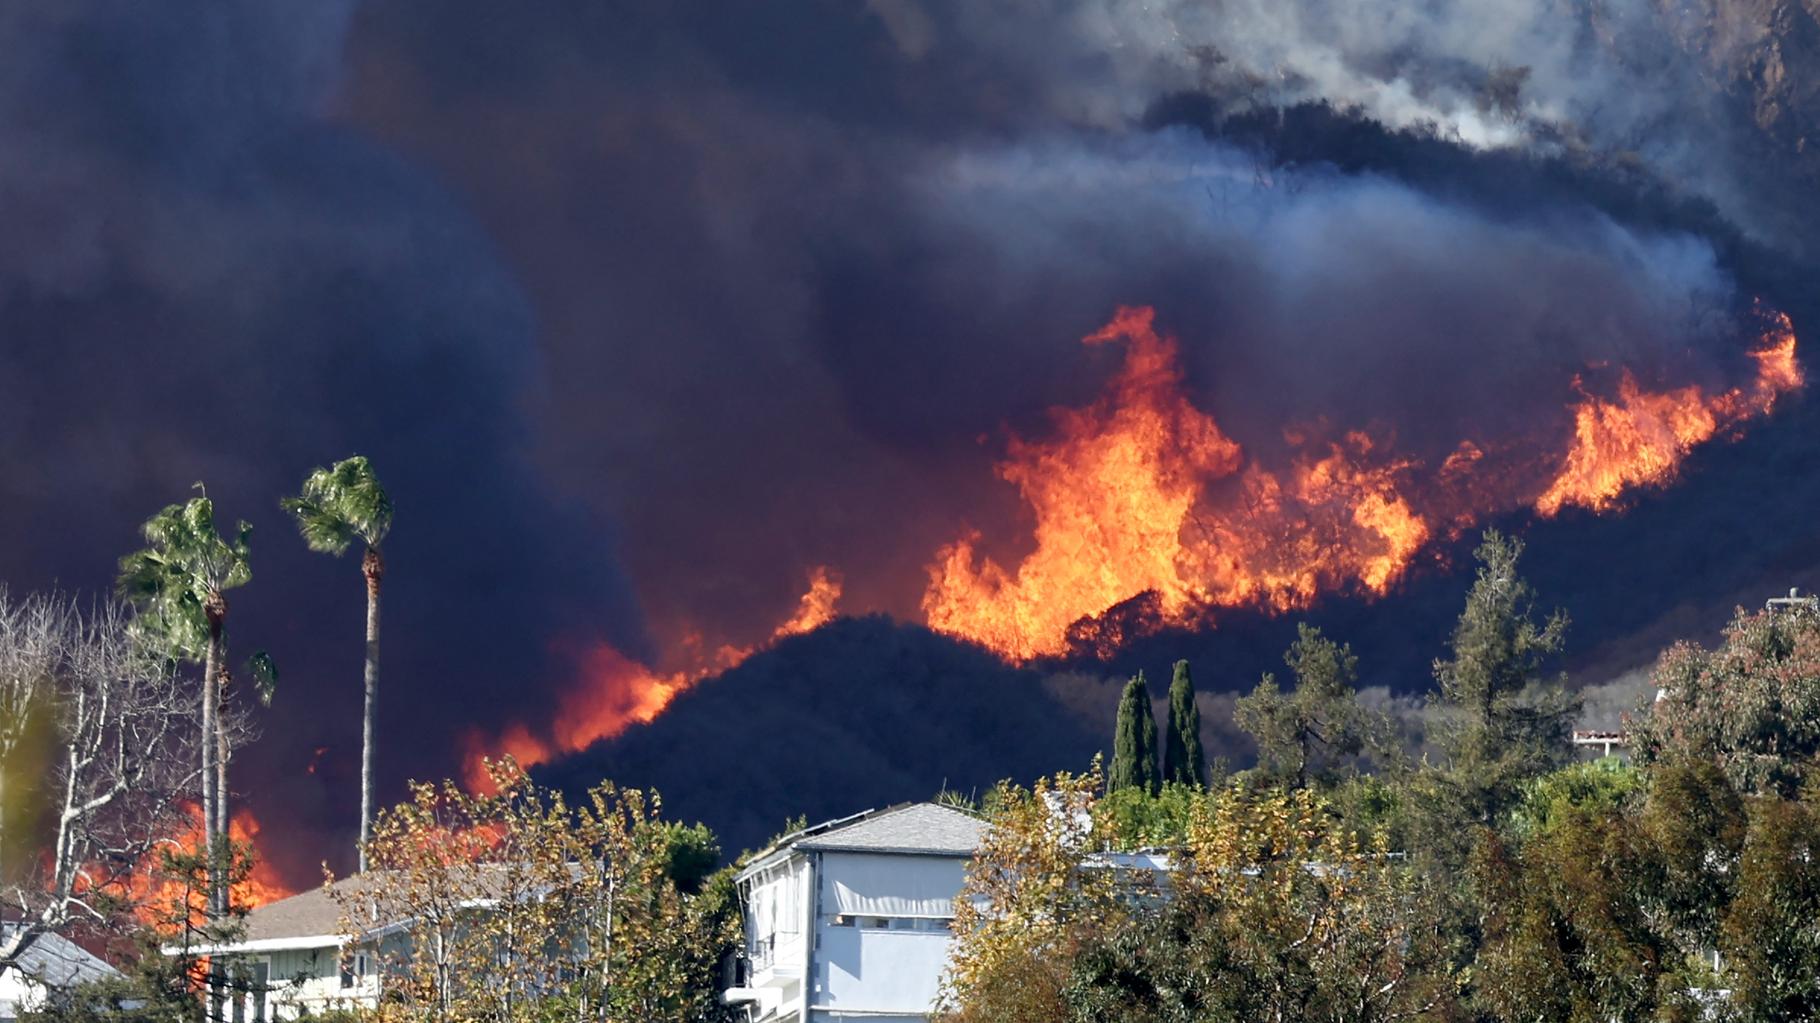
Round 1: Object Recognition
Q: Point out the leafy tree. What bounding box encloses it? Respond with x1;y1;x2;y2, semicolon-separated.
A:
1719;794;1820;1021
116;492;254;925
283;456;394;871
334;758;737;1023
1631;603;1820;797
937;766;1125;1023
1109;672;1160;795
1161;659;1206;788
1234;623;1377;790
1474;798;1683;1022
1509;755;1642;840
1064;788;1454;1023
1431;530;1578;823
1092;781;1208;849
1633;760;1746;957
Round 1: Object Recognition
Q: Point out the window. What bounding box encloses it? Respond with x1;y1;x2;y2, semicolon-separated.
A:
838;915;954;931
251;961;269;1023
339;953;369;990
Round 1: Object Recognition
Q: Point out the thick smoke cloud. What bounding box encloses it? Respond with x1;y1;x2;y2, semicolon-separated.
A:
5;0;1819;878
0;3;646;882
346;0;1793;655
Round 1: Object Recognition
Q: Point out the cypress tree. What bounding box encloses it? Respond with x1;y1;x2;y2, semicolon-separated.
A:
1110;672;1161;794
1163;659;1207;788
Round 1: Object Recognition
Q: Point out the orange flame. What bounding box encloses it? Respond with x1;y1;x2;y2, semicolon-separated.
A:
1536;310;1802;516
109;805;295;930
481;304;1801;755
922;307;1436;660
775;565;843;638
922;305;1801;662
463;567;842;788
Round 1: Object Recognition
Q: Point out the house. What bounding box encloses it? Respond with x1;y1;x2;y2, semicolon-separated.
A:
0;924;120;1023
723;802;984;1023
175;875;383;1022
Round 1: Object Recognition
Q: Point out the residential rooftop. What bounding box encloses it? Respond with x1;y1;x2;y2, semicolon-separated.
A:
742;802;985;876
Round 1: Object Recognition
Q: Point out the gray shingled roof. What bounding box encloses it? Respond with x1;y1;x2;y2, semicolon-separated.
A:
239;873;375;943
235;862;579;946
0;924;118;988
793;803;984;856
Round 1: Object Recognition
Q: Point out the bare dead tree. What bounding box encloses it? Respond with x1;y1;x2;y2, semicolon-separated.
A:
0;592;196;983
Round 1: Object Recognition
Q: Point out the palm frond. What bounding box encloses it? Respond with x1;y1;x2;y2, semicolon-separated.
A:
244;650;279;706
116;492;253;665
284;455;394;555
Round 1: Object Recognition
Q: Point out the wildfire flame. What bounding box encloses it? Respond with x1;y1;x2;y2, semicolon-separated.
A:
922;307;1437;660
463;567;842;787
922;305;1802;662
1536;311;1802;516
113;805;294;930
476;304;1801;764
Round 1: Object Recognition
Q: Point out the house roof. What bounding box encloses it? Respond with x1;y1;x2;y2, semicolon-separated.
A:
743;803;985;876
203;861;581;954
233;873;376;948
0;924;119;989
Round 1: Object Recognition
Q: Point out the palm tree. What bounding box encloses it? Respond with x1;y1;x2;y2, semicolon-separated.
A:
116;491;252;919
283;456;393;871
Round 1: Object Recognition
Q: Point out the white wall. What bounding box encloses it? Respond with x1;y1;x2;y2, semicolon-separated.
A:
746;857;812;978
815;927;952;1015
808;852;964;1018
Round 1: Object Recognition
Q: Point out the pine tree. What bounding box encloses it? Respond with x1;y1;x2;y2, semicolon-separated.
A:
1110;672;1160;795
1234;624;1375;790
1163;660;1207;788
1433;529;1579;823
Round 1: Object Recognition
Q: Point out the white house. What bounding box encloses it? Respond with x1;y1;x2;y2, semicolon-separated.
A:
175;875;383;1023
723;802;984;1023
0;924;119;1023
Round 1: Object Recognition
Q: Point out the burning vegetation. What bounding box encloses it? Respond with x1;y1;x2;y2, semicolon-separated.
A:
923;304;1803;662
464;567;844;787
467;303;1803;777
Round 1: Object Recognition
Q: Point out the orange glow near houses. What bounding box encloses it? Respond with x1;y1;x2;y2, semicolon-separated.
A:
113;805;294;931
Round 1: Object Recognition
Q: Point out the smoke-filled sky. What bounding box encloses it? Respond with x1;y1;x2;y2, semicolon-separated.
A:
6;0;1820;882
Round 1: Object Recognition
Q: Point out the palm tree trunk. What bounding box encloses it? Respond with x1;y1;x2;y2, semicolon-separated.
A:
201;618;222;1023
215;663;230;893
201;627;220;885
359;546;383;873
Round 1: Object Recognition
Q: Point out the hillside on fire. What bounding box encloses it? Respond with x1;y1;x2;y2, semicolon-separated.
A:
12;0;1820;1017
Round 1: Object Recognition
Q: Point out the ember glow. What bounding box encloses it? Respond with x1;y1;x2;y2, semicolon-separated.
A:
464;567;842;787
921;305;1803;662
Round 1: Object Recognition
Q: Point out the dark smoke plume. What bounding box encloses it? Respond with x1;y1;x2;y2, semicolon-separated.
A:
5;0;1820;880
